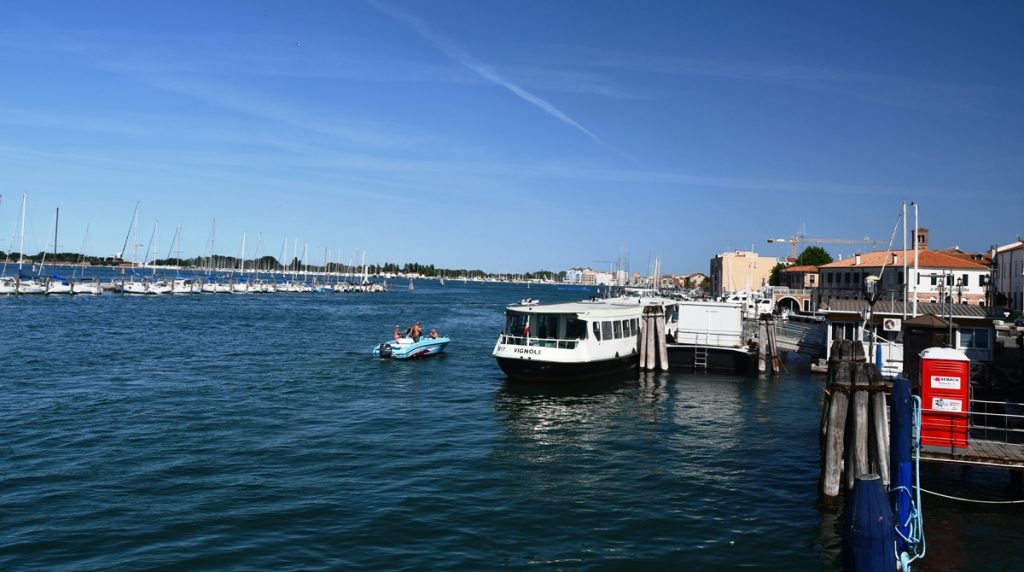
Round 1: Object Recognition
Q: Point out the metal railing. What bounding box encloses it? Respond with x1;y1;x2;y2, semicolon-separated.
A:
498;333;579;350
770;287;814;297
968;399;1024;445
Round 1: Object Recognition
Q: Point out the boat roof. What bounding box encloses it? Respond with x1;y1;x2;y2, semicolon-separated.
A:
507;296;673;318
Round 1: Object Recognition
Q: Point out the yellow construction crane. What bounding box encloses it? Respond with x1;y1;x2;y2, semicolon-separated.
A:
767;234;882;261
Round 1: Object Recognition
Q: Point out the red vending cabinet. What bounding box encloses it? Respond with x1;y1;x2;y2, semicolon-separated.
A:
919;347;970;448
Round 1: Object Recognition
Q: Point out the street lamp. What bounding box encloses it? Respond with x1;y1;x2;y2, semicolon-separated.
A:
864;274;881;370
956;277;963;304
864;274;882;306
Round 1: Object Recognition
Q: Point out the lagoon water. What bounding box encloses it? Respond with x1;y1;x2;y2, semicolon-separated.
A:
2;278;1021;570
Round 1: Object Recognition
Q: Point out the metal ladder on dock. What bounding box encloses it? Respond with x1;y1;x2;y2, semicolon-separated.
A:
694;333;709;370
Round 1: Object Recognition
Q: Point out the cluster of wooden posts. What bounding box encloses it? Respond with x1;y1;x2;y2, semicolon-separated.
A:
758;314;781;375
639;305;669;371
820;339;891;505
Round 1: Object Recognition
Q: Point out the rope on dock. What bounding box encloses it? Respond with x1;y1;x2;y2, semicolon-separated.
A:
918;488;1024;504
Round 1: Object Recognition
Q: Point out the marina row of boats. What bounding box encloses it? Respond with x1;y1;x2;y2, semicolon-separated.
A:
0;274;388;295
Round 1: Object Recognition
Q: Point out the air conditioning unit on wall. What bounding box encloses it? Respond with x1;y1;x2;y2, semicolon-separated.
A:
883;318;902;332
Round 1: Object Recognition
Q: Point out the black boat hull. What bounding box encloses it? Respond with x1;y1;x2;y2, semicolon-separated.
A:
666;344;757;374
496;354;637;382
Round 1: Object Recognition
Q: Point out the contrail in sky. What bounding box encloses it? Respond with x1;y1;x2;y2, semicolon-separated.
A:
370;0;605;147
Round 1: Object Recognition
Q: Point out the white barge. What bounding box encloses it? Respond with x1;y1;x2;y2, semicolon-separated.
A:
665;300;757;373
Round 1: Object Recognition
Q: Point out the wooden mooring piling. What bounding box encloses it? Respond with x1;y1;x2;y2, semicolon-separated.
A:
758;314;781;376
819;339;891;506
639;305;669;372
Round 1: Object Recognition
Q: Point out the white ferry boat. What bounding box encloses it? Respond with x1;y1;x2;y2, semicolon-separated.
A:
492;297;650;382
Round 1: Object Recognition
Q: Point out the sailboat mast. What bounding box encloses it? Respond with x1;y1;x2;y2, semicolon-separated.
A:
912;202;919;317
239;232;246;275
902;202;907;321
280;236;288;276
152;220;159;274
54;207;59;263
210;219;216;270
303;241;308;280
18;193;26;269
118;201;139;263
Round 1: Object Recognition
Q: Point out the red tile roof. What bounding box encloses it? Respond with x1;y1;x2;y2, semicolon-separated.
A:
780;265;819;273
819;249;988;270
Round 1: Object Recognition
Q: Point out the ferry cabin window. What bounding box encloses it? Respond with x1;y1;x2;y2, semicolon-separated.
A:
566;317;587;340
613;320;623;339
537;314;558;339
601;321;613;340
506;314;528;335
593;322;602;341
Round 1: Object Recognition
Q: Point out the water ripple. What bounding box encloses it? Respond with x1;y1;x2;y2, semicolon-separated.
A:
0;282;900;570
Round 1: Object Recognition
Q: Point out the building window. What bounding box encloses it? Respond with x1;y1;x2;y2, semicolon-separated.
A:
962;274;969;287
831;322;858;341
958;328;990;350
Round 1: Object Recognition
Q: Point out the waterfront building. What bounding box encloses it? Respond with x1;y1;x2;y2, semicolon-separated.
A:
993;240;1024;313
593;271;616;286
709;250;777;298
822;300;994;379
580;268;597;285
563;267;623;287
674;272;707;288
563;268;585;284
817;250;989;306
778;265;819;290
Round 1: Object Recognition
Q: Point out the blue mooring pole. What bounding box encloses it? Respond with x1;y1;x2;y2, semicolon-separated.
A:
890;375;913;555
842;474;896;571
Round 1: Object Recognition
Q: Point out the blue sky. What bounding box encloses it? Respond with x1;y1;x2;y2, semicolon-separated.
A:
1;1;1021;274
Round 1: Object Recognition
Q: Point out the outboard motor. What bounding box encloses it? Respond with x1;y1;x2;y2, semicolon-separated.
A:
379;343;393;359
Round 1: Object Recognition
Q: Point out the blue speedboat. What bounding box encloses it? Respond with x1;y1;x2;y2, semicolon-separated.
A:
373;337;451;359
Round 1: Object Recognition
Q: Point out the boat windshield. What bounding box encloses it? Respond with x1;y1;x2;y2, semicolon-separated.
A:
501;312;588;348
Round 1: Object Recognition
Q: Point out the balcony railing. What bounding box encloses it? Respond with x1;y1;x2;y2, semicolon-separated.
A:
498;333;579;350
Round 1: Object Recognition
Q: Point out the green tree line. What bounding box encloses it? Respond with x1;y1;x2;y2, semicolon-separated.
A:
0;249;564;281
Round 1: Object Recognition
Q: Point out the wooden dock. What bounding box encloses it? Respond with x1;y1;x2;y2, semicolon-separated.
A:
920;440;1024;469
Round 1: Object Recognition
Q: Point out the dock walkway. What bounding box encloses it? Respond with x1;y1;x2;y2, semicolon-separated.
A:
921;441;1024;469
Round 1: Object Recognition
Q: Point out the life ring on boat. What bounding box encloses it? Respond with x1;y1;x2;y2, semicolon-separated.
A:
379;343;393;359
